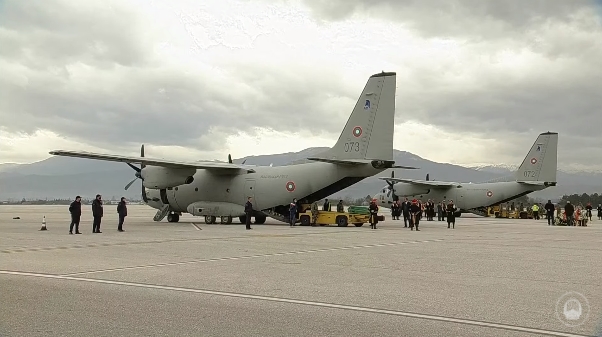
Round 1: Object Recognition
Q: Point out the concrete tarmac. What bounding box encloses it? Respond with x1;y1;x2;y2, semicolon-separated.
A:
0;205;601;337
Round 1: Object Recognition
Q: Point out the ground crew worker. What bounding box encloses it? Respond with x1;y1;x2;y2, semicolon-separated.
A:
409;199;420;231
289;198;298;227
544;200;555;225
323;199;331;211
244;196;253;230
369;199;379;229
311;201;319;226
446;200;457;229
92;194;103;233
402;198;410;227
117;197;127;232
532;204;540;220
69;195;82;235
337;200;344;213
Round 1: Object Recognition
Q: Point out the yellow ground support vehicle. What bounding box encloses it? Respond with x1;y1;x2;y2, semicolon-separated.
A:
296;209;385;227
486;205;531;219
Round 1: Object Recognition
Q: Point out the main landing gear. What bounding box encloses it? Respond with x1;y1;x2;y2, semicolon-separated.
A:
167;212;180;223
203;215;234;224
237;214;267;225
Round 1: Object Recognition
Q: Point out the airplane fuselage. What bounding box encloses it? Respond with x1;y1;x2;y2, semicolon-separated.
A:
374;181;548;210
145;161;384;217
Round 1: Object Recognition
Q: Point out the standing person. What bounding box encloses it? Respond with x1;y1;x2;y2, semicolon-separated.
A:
289;198;298;227
531;204;540;220
244;197;253;230
69;195;82;235
409;199;421;231
564;201;575;226
311;201;319;226
436;202;443;221
585;203;593;221
597;204;602;220
391;201;400;220
92;194;103;233
369;199;379;229
544;200;555;226
336;200;344;213
446;200;457;229
117;197;127;232
323;199;331;211
402;198;410;227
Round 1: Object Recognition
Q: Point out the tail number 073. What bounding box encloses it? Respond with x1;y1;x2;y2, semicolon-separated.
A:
344;142;360;152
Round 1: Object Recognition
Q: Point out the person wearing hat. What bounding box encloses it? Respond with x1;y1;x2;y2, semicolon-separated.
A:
369;198;379;229
446;200;457;229
409;199;421;231
69;195;82;235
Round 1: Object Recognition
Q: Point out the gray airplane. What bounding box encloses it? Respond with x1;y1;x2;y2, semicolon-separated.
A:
373;132;558;216
50;71;417;225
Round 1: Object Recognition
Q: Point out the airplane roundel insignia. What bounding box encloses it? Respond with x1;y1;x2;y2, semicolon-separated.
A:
352;126;362;138
530;158;537;164
286;181;296;192
486;191;493;197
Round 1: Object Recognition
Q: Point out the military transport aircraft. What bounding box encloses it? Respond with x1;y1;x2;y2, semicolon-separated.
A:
50;71;418;225
373;132;558;216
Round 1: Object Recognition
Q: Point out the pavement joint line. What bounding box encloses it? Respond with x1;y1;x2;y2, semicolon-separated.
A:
58;239;446;277
0;229;371;254
0;270;591;337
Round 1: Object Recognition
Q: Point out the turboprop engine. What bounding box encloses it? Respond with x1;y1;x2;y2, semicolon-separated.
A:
140;166;195;189
393;184;430;197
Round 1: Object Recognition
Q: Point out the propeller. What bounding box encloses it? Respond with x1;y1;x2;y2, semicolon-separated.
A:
124;145;145;203
228;154;232;164
426;173;429;181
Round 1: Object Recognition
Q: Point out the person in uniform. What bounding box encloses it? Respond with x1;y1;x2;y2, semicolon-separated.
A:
369;199;379;229
446;200;457;229
117;197;127;232
311;201;319;226
244;196;253;230
323;199;331;211
531;203;540;220
436;202;443;221
597;204;602;220
337;200;344;213
91;194;103;233
69;195;82;235
409;199;421;231
289;198;298;227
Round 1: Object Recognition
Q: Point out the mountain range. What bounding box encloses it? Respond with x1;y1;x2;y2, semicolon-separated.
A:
1;147;600;201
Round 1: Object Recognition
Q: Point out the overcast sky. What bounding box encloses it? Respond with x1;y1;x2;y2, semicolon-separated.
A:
1;0;600;171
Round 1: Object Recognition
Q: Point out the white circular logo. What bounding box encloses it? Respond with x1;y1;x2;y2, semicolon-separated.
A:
555;291;590;327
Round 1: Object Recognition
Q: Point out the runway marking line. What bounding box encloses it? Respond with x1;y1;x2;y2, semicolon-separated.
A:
0;270;591;337
59;239;445;276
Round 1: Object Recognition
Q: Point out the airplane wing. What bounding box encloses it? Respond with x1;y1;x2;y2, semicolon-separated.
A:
379;177;461;188
49;150;256;173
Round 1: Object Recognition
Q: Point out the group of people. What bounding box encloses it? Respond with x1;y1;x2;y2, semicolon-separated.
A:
68;194;128;234
545;200;602;226
389;198;458;229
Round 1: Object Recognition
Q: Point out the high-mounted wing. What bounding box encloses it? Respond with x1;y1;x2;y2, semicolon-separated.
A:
49;150;256;173
379;177;461;188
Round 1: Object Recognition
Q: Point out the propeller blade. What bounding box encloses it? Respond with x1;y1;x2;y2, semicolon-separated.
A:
241;159;247;165
124;177;138;190
426;173;430;181
126;162;141;173
228;154;232;164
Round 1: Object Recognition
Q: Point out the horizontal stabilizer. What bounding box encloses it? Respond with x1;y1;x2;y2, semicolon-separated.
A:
391;165;419;169
306;157;371;166
517;181;557;186
379;177;461;188
49;150;256;173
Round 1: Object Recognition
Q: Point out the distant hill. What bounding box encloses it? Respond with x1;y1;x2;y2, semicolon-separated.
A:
1;148;601;201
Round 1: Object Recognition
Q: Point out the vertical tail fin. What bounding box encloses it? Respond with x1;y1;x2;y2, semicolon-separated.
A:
515;132;558;182
315;71;396;161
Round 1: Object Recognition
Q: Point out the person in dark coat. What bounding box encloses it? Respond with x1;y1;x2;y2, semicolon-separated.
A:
585;203;593;221
446;201;457;229
69;195;82;235
544;200;555;226
391;201;400;220
564;201;575;226
244;197;253;230
402;198;411;227
91;194;103;233
117;197;128;232
597;204;602;220
369;199;379;229
436;202;444;221
289;198;298;227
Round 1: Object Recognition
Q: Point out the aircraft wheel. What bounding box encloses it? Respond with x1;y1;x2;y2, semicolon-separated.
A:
204;215;216;224
336;215;348;227
254;215;266;224
220;216;232;224
354;223;364;227
167;213;179;223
